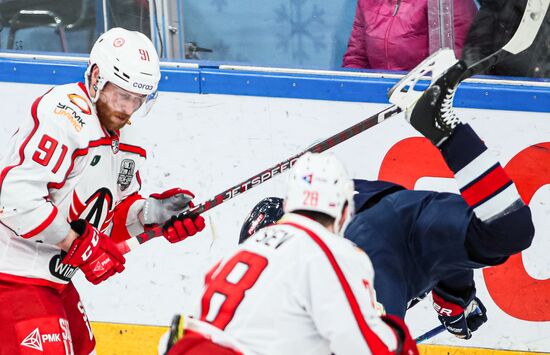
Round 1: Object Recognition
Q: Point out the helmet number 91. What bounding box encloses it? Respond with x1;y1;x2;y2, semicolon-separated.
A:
139;49;150;61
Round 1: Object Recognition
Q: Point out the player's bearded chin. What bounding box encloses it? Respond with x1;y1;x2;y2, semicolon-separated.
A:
95;97;131;132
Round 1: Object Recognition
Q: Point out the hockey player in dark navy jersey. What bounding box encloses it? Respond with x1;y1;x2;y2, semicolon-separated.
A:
239;51;535;340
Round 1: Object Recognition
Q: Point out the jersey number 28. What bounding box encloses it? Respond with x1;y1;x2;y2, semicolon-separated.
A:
200;250;268;329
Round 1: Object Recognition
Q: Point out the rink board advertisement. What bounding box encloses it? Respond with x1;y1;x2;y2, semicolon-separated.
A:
0;81;549;353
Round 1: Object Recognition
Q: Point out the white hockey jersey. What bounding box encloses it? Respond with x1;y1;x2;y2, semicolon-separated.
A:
195;213;399;355
0;82;145;288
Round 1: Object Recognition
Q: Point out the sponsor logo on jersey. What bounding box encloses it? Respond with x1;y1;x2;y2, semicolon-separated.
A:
93;258;110;273
117;159;135;191
68;93;91;115
133;82;153;91
91;155;101;166
49;253;79;281
21;328;43;351
20;327;63;351
54;103;86;132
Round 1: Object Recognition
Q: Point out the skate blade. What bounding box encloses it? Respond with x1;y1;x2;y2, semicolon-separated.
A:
388;48;458;111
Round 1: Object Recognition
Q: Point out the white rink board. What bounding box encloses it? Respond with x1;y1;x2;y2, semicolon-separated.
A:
1;82;549;352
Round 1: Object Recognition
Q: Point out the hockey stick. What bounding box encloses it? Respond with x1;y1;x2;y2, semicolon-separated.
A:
460;0;549;80
389;0;549;108
415;324;445;344
115;104;402;254
415;307;484;343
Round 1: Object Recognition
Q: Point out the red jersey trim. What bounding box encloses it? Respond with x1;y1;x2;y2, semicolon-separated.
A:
77;82;91;101
0;94;62;237
0;272;67;292
281;221;393;354
0;95;44;194
21;204;59;239
111;193;144;243
119;143;147;158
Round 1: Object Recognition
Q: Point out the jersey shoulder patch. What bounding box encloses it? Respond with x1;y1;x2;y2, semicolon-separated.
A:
46;83;93;133
35;83;98;146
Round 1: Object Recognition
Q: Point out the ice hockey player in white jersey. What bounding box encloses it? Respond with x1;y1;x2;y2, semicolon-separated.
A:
0;28;205;354
164;152;418;355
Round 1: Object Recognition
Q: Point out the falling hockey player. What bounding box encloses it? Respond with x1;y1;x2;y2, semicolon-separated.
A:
0;28;205;354
236;49;536;341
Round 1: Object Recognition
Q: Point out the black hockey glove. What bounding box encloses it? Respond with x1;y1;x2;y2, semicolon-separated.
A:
432;287;487;339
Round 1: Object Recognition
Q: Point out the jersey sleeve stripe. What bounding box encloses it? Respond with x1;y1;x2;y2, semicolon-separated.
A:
119;143;147;158
21;205;59;238
0;95;44;194
282;221;394;354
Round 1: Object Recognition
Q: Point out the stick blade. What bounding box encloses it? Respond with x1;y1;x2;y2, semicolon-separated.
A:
502;0;550;54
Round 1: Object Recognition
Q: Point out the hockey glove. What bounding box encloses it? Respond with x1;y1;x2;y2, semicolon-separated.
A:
143;188;206;243
163;210;206;243
381;314;419;355
432;288;488;339
143;188;196;225
63;220;126;285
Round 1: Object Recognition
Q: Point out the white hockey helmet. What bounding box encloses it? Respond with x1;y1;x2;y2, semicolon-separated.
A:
284;152;354;235
85;27;161;113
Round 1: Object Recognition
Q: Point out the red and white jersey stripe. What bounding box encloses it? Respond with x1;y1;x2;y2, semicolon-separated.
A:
0;82;145;287
195;213;398;355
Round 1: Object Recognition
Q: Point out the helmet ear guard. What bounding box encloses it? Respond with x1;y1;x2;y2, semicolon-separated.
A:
284;152;354;235
85;27;161;115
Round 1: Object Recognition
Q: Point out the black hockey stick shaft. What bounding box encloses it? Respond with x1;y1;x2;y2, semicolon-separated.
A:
116;105;402;254
415;324;445;344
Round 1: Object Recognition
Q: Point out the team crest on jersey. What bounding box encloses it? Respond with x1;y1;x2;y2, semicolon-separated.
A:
118;159;135;191
111;138;119;154
69;189;114;233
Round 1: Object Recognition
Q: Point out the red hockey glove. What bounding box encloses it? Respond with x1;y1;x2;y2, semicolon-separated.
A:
432;288;487;339
143;188;205;243
381;314;419;355
63;220;126;285
163;209;206;243
143;188;196;225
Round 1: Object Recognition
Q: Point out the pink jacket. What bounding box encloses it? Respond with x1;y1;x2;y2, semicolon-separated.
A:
343;0;477;70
